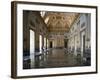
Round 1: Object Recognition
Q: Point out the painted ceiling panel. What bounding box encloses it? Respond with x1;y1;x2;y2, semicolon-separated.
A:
42;12;79;33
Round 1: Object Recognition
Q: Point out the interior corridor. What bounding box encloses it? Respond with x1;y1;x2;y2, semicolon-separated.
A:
23;11;91;69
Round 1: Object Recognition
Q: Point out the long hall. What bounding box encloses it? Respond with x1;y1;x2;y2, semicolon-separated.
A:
23;11;91;69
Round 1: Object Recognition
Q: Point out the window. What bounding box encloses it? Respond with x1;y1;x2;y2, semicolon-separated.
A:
30;30;35;54
77;20;80;28
81;22;85;28
39;35;42;53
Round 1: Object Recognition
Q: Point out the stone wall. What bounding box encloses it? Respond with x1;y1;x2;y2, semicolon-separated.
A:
67;13;91;56
23;11;48;55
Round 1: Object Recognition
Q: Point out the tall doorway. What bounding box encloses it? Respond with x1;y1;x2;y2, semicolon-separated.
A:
50;41;52;48
81;31;85;57
64;39;68;48
83;35;85;56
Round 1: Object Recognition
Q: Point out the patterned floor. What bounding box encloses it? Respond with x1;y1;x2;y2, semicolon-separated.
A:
34;48;87;68
23;48;90;69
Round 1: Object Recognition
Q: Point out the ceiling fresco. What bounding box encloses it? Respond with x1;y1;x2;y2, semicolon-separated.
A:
41;12;79;33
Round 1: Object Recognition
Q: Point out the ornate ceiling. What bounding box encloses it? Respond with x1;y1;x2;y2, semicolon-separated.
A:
42;12;79;34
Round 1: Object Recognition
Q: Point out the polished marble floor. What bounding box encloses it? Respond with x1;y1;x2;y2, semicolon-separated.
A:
23;48;90;69
34;48;88;68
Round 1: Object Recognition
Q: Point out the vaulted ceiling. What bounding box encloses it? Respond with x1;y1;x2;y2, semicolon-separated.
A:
42;12;79;34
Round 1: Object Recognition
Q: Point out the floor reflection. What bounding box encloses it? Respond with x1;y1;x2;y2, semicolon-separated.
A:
23;48;91;69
